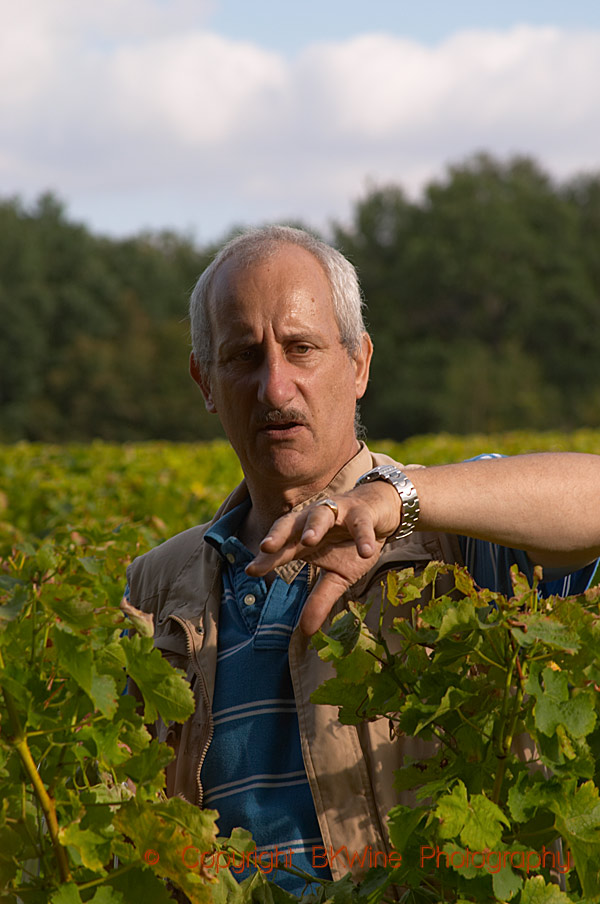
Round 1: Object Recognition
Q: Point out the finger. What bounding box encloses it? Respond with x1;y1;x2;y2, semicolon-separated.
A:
246;545;302;576
246;517;310;575
298;572;350;636
300;502;340;546
259;499;339;552
343;508;378;558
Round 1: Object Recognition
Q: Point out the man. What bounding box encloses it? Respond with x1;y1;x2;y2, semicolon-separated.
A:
126;225;600;892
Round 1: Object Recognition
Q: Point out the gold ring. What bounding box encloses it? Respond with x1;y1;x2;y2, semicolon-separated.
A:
315;498;339;519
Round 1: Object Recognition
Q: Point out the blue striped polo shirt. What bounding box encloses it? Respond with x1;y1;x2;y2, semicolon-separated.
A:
460;533;598;598
202;501;331;893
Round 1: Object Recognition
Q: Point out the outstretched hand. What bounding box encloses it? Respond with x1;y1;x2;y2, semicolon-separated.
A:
246;483;402;635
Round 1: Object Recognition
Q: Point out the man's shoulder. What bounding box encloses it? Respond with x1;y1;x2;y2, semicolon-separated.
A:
126;522;214;601
126;479;249;602
132;522;210;572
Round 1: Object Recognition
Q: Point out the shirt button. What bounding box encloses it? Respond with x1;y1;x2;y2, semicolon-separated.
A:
226;553;235;564
243;593;256;606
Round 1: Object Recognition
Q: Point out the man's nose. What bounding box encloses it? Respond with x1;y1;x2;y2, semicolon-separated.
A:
255;350;296;408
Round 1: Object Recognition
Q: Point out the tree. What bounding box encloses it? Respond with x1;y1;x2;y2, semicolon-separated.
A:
0;195;222;442
334;154;600;439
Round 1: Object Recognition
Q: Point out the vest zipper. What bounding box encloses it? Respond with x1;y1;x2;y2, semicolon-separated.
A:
168;613;214;809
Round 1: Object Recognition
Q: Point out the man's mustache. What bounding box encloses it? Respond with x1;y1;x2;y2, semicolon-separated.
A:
256;408;309;428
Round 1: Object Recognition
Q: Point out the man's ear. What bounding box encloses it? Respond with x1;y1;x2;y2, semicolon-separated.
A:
190;353;217;414
354;333;373;400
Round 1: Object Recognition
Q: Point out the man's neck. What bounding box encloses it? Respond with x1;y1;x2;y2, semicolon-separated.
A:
237;483;318;556
239;445;363;555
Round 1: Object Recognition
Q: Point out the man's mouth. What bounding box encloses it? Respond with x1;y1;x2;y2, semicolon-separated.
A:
257;410;308;434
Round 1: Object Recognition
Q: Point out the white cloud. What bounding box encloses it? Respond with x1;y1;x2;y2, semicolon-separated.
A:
1;6;599;239
291;26;600;141
108;33;287;144
4;0;214;44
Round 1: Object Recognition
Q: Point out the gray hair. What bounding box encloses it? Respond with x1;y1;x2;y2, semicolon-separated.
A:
189;225;367;372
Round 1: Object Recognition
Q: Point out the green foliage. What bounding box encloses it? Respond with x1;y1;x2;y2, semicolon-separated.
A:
0;440;245;901
0;194;222;443
2;435;600;902
0;441;243;556
311;562;600;902
375;427;600;468
0;517;229;902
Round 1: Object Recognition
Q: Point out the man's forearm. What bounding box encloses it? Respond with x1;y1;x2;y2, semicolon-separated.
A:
406;452;600;567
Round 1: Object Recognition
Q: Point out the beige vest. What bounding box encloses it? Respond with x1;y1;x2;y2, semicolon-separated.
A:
127;444;463;880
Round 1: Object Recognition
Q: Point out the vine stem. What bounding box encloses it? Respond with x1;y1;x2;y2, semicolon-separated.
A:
77;862;137;891
13;736;72;883
491;640;518;804
1;649;72;885
491;635;527;805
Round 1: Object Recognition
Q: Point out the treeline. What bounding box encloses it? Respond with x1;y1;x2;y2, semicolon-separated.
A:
335;154;600;438
0;194;220;441
2;153;600;442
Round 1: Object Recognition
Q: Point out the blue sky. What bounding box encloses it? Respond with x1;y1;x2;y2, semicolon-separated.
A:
1;0;599;243
211;0;600;52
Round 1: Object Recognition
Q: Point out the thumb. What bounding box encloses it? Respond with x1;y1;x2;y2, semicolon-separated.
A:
299;572;350;636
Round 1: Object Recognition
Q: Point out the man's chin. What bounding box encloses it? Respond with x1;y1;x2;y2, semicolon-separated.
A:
253;442;318;485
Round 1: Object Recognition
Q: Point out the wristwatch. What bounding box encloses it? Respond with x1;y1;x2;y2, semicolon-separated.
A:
355;465;420;540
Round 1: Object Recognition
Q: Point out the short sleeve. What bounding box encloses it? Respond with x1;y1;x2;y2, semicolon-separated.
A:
459;534;598;598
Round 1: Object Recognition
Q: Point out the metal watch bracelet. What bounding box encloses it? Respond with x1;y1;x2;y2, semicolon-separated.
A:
355;465;421;540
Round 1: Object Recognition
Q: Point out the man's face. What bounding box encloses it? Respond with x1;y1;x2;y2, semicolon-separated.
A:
192;243;372;501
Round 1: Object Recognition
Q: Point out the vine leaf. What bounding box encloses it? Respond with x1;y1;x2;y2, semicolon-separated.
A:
520;875;572;903
113;796;220;904
121;633;195;724
525;663;596;738
435;780;509;849
53;627;118;717
49;883;84;903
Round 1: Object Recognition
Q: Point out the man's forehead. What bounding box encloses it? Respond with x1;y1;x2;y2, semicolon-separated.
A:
208;243;333;313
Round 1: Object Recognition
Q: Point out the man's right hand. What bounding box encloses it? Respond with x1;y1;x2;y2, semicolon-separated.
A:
246;482;402;635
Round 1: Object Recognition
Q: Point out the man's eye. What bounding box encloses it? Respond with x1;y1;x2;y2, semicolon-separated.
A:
234;348;257;362
291;344;312;355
